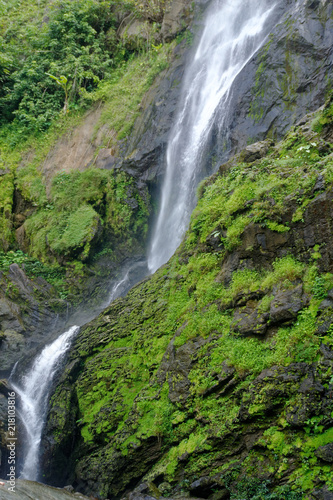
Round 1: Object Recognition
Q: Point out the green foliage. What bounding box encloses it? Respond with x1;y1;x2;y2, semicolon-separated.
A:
229;268;261;296
41;69;333;497
15;164;47;205
0;0;119;137
264;220;290;233
27;204;100;259
0;0;173;144
0;172;15;249
261;426;333;492
46;73;72;112
312;275;328;299
261;256;304;289
311;98;333;133
189;123;331;254
90;45;171;142
0;0;172;260
0;249;30;270
176;28;194;46
0;249;67;295
22;167;149;262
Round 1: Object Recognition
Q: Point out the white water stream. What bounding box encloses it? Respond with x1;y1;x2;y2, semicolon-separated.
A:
148;0;280;273
11;326;80;480
9;260;146;481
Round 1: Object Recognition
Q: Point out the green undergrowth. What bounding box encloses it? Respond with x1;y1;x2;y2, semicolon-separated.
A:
0;249;68;297
87;43;173;143
0;0;176;273
70;242;333;494
190;132;332;252
22;167;150;263
0;44;167;259
47;99;333;497
311;98;333;134
0;0;171;141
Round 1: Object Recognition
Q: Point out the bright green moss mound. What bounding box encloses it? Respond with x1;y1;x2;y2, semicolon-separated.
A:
22;167;149;262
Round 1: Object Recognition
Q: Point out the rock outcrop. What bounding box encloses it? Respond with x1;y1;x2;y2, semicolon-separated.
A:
0;264;67;377
0;263;70;478
42;107;333;498
0;479;91;500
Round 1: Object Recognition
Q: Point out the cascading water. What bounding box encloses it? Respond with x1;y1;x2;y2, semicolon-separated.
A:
9;260;147;482
148;0;280;273
11;325;80;480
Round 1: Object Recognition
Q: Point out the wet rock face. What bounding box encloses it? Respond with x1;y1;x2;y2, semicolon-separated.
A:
212;0;333;161
0;264;67;377
119;41;189;184
118;0;333;186
0;264;70;478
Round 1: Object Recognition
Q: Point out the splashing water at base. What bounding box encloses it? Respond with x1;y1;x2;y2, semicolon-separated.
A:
11;325;80;481
148;0;280;273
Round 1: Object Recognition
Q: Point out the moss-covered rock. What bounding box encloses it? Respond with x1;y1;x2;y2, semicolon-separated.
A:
42;107;333;499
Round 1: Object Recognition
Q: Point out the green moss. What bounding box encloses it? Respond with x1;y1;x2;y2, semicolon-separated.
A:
22;167;149;262
261;256;305;289
311;97;333;133
248;37;273;123
47;102;333;496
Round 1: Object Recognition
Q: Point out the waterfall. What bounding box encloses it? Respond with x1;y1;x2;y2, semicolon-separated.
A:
6;0;285;484
11;326;80;481
148;0;280;273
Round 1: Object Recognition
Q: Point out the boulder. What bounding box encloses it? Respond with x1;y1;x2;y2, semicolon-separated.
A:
269;283;306;324
315;443;333;462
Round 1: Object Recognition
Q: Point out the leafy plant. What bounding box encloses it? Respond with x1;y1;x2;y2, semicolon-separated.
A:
46;73;72;113
312;275;328;299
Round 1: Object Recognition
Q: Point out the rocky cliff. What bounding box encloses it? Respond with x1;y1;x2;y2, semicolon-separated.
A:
42;99;333;499
1;0;333;497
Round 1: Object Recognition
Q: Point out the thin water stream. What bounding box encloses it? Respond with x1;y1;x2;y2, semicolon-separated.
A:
9;259;147;481
11;326;80;480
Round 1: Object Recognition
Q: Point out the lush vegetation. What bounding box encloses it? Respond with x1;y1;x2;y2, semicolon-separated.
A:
0;0;168;139
22;167;150;262
1;0;114;138
3;1;333;497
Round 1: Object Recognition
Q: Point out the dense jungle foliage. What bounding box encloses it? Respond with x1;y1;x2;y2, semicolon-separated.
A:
0;0;165;139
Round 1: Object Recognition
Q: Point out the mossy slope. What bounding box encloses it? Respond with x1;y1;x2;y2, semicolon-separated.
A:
43;103;333;499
